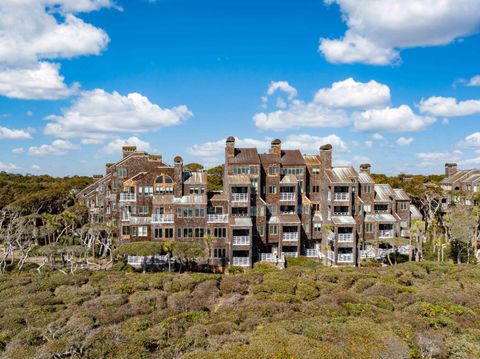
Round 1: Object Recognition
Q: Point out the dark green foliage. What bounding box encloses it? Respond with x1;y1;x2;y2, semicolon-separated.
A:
206;165;223;191
1;262;480;358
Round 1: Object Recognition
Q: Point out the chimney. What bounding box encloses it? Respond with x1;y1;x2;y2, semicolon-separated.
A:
174;155;183;197
122;146;137;158
270;139;282;157
105;163;114;175
320;144;332;170
359;163;371;174
445;163;457;178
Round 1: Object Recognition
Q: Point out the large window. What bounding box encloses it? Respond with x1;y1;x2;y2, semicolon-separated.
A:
155;175;174;194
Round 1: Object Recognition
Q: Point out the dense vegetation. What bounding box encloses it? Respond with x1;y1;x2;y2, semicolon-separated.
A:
1;260;480;358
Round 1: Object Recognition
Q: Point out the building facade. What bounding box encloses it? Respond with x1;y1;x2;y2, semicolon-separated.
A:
78;138;417;267
439;163;480;212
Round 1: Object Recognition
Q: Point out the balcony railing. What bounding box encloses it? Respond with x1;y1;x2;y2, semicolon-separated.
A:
359;249;376;259
151;214;175;223
119;193;136;202
282;232;299;241
305;249;319;258
130;216;151;225
232;257;250;267
333;211;349;216
337;253;354;263
207;214;229;223
260;253;276;262
337;233;354;242
327;250;335;262
279;193;295;201
127;255;169;266
333;192;349;201
379;230;394;238
231;193;249;202
232;236;250;245
282;251;298;258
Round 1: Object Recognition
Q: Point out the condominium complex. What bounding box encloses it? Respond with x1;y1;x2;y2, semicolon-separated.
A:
440;163;480;211
78;138;417;267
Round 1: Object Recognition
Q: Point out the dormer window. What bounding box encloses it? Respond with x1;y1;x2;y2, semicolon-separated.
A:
155;175;174;194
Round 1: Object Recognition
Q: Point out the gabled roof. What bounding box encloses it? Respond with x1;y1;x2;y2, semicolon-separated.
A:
233;148;260;164
410;205;422;220
374;184;395;202
303;154;322;166
358;172;374;184
280;150;305;166
326;167;358;183
280;174;298;184
259;153;277;165
440;169;480;185
184;172;207;185
393;188;410;201
365;213;397;223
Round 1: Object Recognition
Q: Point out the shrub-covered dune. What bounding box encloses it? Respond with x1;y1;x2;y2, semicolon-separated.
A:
1;260;480;358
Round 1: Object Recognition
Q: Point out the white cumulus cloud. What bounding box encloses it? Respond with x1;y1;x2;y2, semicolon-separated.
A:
0;126;32;139
0;162;20;171
416;150;462;166
28;139;77;156
44;89;193;142
0;0;114;99
396;137;414;146
320;0;480;65
102;136;152;155
353;105;436;132
460;132;480;148
467;75;480;87
419;96;480;117
314;78;390;109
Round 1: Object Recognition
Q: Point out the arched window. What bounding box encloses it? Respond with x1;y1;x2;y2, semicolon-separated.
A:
154;174;174;194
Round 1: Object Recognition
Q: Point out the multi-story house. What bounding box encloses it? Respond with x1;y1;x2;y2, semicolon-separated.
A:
78;137;417;268
439;163;480;211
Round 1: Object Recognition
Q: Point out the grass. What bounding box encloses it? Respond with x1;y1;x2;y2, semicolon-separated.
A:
1;261;480;358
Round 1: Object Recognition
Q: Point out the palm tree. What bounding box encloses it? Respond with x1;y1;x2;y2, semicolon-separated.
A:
162;241;174;272
203;233;216;267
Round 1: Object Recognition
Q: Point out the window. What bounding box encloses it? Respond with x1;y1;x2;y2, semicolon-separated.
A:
257;207;265;216
118;167;127;178
269;225;278;235
122;226;130;235
214;228;227;238
257;225;264;236
195;228;205;238
366;223;373;233
312;167;320;175
363;204;371;213
357;224;362;233
312;185;320;193
251;178;258;193
155;175;174;194
314;223;321;232
177;228;181;238
183;228;193;238
268;185;277;194
164;228;173;238
138;205;149;214
195;208;205;217
144;186;153;196
138;226;148;237
400;202;408;211
267;205;276;215
213;248;226;258
363;185;372;193
154;228;162;238
268;166;277;175
251;206;257;216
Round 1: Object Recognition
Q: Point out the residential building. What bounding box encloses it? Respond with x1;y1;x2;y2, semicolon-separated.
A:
78;138;416;267
439;163;480;211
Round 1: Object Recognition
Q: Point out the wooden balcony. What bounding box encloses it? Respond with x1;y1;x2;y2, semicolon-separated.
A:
119;193;136;202
207;214;229;223
232;236;250;246
232;257;250;267
151;214;175;223
279;193;295;201
282;232;299;242
231;193;249;202
333;193;349;201
337;233;354;243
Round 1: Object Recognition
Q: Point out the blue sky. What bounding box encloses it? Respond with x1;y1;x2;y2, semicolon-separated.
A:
1;0;480;176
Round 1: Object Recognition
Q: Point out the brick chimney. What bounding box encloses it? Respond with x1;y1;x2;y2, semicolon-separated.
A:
122;146;137;158
105;163;114;175
445;163;457;178
320;144;332;170
174;155;183;197
359;163;371;174
270;139;282;157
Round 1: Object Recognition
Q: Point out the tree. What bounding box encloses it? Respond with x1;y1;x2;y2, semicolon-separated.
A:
410;219;425;262
203;233;216;267
444;208;478;264
115;241;163;273
172;242;206;272
162;241;174;272
206;165;224;191
184;163;204;172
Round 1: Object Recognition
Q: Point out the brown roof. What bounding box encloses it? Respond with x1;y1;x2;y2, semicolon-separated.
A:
184;172;207;184
280;150;305;166
233;148;260;164
259;153;277;165
303;155;322;166
326;167;358;183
